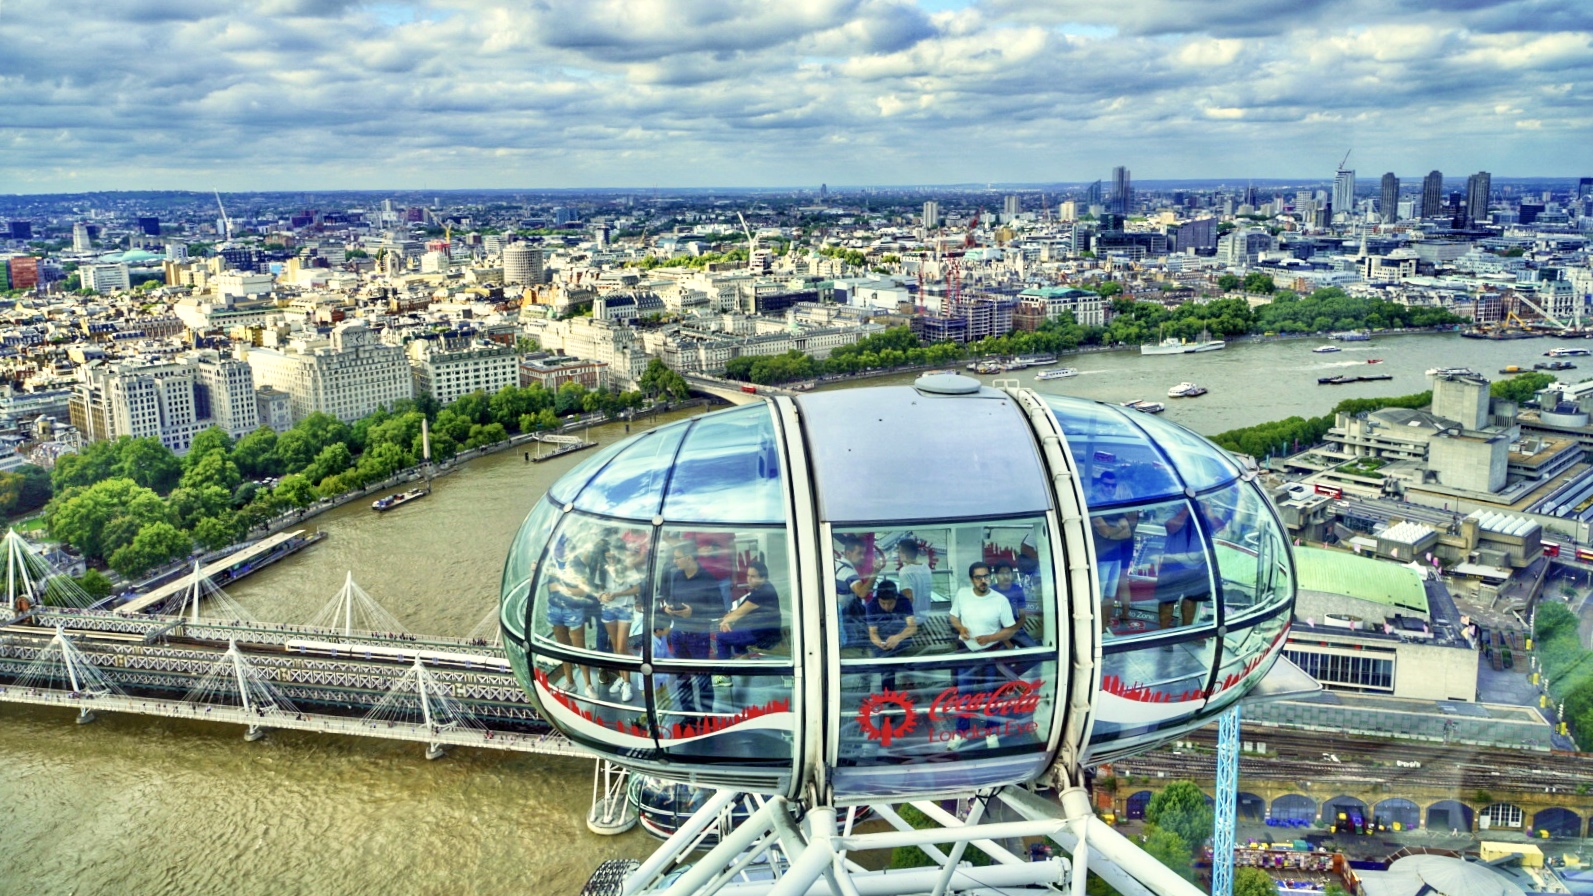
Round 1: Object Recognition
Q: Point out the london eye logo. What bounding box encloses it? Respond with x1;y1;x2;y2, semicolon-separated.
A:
857;690;918;746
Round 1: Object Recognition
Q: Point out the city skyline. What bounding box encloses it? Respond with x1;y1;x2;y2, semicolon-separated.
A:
1;0;1590;192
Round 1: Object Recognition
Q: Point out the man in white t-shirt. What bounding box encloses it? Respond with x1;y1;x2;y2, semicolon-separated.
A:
896;540;934;607
948;561;1020;749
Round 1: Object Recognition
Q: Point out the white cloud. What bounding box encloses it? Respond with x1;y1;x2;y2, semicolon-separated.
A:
0;0;1586;188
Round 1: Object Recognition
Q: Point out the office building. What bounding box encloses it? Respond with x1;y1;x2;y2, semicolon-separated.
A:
1002;195;1020;221
1332;167;1355;220
71;223;92;252
502;242;544;286
922;200;940;230
80;263;131;293
67;355;254;455
407;336;519;405
1110;166;1131;215
1421;171;1444;218
1380;173;1399;224
137;217;161;237
7;222;31;240
7;256;38;290
1467;171;1492;225
245;321;413;424
1084;180;1103;209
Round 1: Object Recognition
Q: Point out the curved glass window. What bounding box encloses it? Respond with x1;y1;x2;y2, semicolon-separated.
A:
500;496;561;643
1105;497;1217;639
1123;411;1243;493
572;422;689;519
661;405;784;524
832;517;1057;795
1044;396;1183;504
1094;634;1218;753
1208;609;1288;711
546;438;632;505
1205;480;1294;622
651;527;794;764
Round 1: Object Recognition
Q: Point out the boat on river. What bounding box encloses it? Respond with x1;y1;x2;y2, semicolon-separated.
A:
1121;399;1165;414
372;486;429;511
1546;347;1590;357
1312;345;1341;353
1167;382;1208;398
1035;367;1078;380
373;419;432;512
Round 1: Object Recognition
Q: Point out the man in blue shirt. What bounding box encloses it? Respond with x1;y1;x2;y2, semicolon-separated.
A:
864;579;916;690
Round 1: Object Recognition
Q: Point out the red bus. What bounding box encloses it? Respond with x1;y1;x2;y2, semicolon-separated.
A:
1542;541;1562;558
1313;484;1344;499
1575;547;1593;564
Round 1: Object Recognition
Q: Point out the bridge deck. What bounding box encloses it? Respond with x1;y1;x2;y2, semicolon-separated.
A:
0;687;587;757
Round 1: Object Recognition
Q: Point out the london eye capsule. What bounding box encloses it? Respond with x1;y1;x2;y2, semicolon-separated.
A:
499;376;1294;803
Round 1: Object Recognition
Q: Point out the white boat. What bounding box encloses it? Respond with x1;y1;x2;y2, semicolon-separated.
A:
1141;329;1226;354
1121;399;1165;414
1140;336;1188;355
1546;347;1591;357
1035;367;1078;380
1167;382;1208;398
1313;345;1342;353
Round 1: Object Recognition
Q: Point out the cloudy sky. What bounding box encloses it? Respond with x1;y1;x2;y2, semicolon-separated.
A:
2;0;1589;192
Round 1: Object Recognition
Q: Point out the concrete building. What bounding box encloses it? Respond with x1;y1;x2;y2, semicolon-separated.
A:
1012;286;1108;329
1380;172;1400;224
1421;170;1445;218
1282;547;1478;702
188;349;260;440
520;356;607;391
1466;171;1492;225
79;263;130;293
255;385;293;433
1333;167;1356;220
503;242;544;286
245;321;412;424
68;358;205;454
406;335;519;405
520;315;650;387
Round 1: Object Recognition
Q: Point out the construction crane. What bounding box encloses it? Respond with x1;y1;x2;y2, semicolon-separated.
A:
1338;149;1352;170
213;190;232;242
736;212;759;269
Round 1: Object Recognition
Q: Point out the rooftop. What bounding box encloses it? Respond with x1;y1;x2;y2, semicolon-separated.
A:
1295;546;1429;614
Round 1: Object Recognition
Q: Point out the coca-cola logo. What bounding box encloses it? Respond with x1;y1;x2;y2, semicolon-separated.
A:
928;679;1043;722
856;678;1045;746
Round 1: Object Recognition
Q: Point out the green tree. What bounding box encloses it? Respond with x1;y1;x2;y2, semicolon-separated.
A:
184;426;234;469
1491;371;1554;405
273;473;317;508
192;512;246;551
1235;867;1278;896
112;437;183;494
886;804;994;870
232;427;283;477
76;568;114;600
1142;826;1194;882
179;450;243;493
165;485;232;530
45;478;170;561
1242;271;1276;294
0;464;52;516
108;521;192;578
1145;782;1213;851
51;441;120;492
303;442;354;486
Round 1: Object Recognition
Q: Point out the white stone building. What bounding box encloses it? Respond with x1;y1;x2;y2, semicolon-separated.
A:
245;321;413;423
406;336;519;404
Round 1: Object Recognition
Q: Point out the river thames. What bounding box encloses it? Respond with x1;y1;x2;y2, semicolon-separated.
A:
0;330;1577;895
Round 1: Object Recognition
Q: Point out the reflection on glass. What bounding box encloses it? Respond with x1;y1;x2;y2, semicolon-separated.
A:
1108;498;1217;637
834;659;1054;797
653;666;794;766
502;498;561;641
1095;636;1218;750
662;405;784;523
1210;611;1288;709
573;422;688;518
1124;410;1242;492
1045;396;1183;503
1206;480;1293;621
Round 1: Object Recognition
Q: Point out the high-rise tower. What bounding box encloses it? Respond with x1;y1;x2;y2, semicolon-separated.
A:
1110;167;1132;215
1332;167;1356;221
1466;171;1492;225
1421;171;1444;218
1379;173;1399;224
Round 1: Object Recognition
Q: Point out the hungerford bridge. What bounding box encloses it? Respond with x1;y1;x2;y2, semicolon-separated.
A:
0;529;580;762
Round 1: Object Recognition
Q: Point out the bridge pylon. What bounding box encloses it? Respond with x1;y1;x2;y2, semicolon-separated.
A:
309;572;408;636
363;656;484;759
13;625;125;724
181;638;302;742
